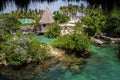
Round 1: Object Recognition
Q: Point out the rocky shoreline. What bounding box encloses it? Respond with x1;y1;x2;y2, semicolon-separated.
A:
0;47;86;80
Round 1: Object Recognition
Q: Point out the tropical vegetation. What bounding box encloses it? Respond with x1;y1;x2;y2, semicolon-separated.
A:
52;33;90;57
0;17;48;67
10;9;43;19
60;4;86;16
0;32;48;66
45;23;61;38
0;17;21;31
80;8;106;36
53;11;70;23
78;8;120;37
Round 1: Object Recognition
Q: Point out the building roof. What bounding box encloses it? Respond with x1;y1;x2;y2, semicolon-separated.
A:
40;7;55;24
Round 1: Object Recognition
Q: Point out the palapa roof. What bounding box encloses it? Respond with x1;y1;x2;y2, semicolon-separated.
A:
40;7;55;24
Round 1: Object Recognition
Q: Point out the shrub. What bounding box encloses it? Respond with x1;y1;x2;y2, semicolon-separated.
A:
1;35;48;66
52;33;90;57
45;23;61;38
0;17;21;31
104;8;120;34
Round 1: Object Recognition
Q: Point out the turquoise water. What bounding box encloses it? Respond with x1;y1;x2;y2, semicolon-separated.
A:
0;35;120;80
33;44;120;80
21;19;31;24
34;35;56;44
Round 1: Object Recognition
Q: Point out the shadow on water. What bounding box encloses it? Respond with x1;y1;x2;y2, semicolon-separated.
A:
0;63;44;80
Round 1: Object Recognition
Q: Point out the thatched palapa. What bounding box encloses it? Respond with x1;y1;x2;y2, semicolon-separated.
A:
37;7;55;33
40;7;55;24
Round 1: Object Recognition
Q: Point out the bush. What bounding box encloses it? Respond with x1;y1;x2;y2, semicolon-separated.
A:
1;35;48;66
104;8;120;34
45;23;61;38
52;33;90;57
0;17;21;31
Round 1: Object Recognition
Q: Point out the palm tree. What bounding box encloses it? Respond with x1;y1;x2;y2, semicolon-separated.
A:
79;3;85;13
60;6;68;16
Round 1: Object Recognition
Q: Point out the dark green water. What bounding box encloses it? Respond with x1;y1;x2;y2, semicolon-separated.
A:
0;36;120;80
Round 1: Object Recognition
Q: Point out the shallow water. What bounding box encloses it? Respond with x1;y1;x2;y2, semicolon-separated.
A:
0;36;120;80
34;35;56;44
33;44;120;80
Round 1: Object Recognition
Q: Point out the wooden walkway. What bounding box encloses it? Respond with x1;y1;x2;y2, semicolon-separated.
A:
91;37;104;45
101;35;120;43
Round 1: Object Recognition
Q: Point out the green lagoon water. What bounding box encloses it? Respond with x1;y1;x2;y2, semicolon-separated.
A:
0;35;120;80
33;44;120;80
34;35;56;44
33;35;120;80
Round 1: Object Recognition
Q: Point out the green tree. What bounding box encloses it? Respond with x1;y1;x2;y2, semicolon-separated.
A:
81;8;106;36
79;3;85;13
1;34;48;66
0;17;21;32
104;8;120;34
54;12;70;23
52;33;90;57
45;23;61;38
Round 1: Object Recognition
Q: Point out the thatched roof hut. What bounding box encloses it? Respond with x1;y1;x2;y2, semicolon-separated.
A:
40;7;55;24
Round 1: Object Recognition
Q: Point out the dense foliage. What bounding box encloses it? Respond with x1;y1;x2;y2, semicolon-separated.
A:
45;23;61;38
0;14;49;67
80;8;120;37
0;9;42;26
60;4;87;16
0;17;21;31
0;32;48;66
53;12;70;23
81;8;106;36
10;9;43;19
52;33;90;57
104;8;120;36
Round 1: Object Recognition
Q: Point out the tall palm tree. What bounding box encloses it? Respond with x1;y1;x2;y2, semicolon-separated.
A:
79;3;85;13
60;6;68;16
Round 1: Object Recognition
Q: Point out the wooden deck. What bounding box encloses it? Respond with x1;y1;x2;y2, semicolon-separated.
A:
91;37;104;45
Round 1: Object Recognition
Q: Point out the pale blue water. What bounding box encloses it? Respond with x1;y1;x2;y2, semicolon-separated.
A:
21;19;31;24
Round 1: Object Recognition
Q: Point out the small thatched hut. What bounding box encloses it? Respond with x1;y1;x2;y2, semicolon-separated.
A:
38;7;55;33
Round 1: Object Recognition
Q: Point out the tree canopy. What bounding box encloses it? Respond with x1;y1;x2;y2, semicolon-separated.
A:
53;11;70;23
45;23;61;38
52;33;90;57
81;8;106;36
0;32;48;66
0;17;21;31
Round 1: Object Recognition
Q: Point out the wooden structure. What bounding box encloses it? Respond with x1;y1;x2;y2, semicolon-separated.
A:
91;37;104;45
37;7;55;33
